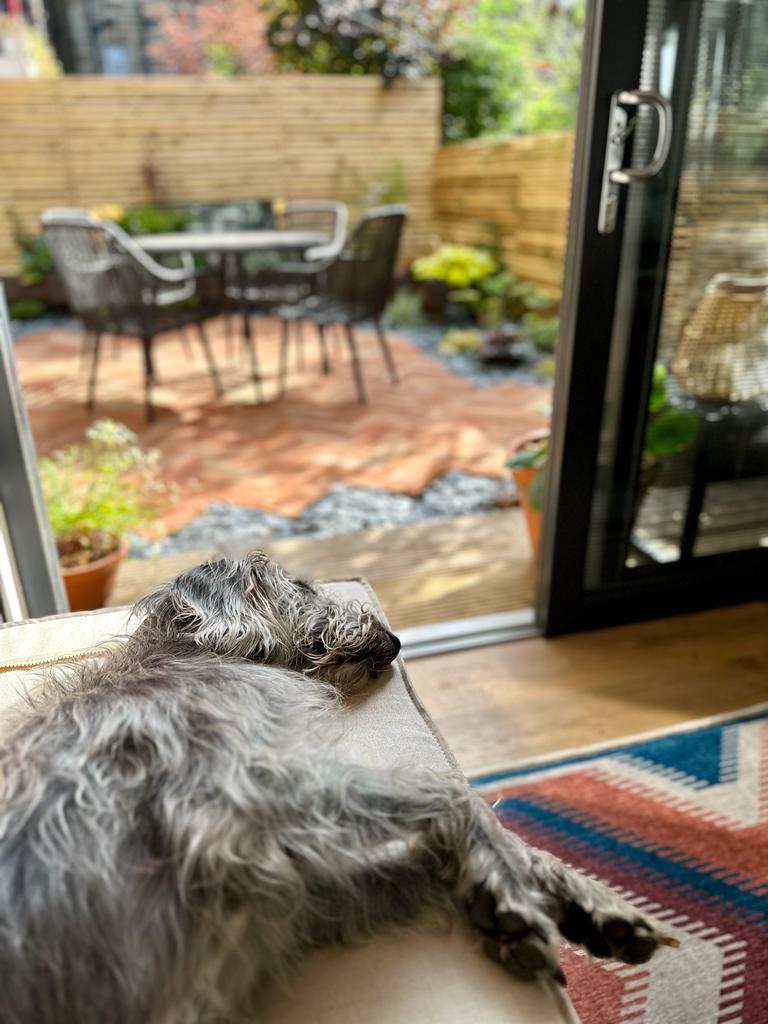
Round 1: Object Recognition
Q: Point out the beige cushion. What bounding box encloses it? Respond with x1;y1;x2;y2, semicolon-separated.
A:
0;580;578;1024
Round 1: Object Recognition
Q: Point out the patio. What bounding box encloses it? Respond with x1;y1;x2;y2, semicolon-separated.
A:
15;316;550;623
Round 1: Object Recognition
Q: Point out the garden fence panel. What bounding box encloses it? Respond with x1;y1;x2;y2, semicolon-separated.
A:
0;75;442;276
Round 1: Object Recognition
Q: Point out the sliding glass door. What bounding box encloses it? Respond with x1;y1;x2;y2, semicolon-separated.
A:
539;0;768;634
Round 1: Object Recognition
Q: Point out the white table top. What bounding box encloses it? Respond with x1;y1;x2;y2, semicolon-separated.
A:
136;229;326;255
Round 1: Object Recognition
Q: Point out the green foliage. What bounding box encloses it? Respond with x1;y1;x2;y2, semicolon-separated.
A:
413;244;554;326
644;408;698;459
439;327;483;353
39;420;169;545
118;205;194;236
412;244;497;289
520;312;560;351
9;299;46;321
441;31;523;142
535;355;556;377
441;0;584;141
7;212;53;285
383;288;426;328
266;0;456;80
505;364;699;506
506;438;547;471
527;466;547;510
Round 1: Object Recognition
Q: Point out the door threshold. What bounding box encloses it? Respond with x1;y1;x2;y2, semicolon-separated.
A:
399;608;538;659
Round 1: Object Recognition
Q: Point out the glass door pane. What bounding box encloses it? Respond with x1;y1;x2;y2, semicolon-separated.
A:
587;0;768;586
539;0;768;634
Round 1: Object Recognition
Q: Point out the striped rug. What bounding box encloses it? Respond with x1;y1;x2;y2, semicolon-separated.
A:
473;705;768;1024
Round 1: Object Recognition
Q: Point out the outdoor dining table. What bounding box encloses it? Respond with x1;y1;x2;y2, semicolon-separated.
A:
135;229;328;401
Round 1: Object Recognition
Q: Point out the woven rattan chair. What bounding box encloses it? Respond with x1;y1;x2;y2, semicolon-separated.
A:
226;201;348;371
275;205;406;403
42;209;222;422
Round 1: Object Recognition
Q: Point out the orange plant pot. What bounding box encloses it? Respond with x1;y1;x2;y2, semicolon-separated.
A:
508;428;549;555
511;465;542;554
61;543;126;612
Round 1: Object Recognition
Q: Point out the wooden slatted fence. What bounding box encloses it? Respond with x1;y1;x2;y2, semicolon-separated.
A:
0;75;441;275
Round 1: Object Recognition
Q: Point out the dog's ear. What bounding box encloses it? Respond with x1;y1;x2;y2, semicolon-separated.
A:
136;556;281;659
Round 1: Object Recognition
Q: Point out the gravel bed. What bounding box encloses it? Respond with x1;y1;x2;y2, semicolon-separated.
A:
394;325;553;387
127;470;516;558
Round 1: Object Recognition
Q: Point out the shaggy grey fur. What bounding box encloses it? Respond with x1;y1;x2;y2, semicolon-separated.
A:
0;552;677;1023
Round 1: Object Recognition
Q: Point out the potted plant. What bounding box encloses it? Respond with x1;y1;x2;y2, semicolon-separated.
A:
507;364;699;553
39;420;168;611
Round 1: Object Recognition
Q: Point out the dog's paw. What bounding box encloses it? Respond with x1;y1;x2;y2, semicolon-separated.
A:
468;886;566;985
558;900;680;964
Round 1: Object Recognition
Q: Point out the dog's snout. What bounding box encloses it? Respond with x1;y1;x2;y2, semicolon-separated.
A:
385;630;401;658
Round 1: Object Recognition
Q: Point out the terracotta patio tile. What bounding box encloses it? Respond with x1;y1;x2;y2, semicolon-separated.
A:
14;319;551;529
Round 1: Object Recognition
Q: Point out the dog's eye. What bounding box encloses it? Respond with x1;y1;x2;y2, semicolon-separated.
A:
309;639;327;655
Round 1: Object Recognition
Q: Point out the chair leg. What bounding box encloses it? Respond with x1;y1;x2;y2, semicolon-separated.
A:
242;311;263;403
180;324;195;362
141;335;156;423
295;319;306;370
85;331;102;411
196;321;223;397
344;323;367;403
278;319;291;398
374;319;399;383
317;322;331;374
80;329;94;369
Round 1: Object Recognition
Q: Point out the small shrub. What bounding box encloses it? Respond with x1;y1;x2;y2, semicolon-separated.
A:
439;327;483;353
520;313;560;351
9;299;46;321
412;244;497;289
39;420;171;568
7;212;53;286
383;288;426;328
118;204;194;236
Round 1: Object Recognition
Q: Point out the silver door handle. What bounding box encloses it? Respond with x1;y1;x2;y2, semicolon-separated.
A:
598;88;674;234
610;90;673;183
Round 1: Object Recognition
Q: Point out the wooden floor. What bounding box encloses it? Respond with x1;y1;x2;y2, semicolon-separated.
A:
407;601;768;774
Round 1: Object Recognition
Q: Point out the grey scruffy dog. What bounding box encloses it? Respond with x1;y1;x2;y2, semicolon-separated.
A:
0;552;677;1023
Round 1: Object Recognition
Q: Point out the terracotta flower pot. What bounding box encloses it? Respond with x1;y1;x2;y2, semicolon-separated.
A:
61;543;126;612
508;429;550;555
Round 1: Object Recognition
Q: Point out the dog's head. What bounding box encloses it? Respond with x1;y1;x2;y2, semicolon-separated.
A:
136;552;400;689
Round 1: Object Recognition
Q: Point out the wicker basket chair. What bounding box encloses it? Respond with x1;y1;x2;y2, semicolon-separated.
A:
275;204;407;403
42;209;222;422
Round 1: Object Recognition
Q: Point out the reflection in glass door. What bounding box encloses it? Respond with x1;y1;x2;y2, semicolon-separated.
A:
539;0;768;634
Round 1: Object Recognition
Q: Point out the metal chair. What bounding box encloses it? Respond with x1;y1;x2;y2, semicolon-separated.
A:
276;205;406;403
227;201;348;370
42;209;222;422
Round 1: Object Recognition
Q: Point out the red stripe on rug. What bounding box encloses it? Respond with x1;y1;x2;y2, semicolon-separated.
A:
492;771;768;884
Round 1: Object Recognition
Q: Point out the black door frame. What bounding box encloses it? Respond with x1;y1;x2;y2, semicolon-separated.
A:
536;0;768;636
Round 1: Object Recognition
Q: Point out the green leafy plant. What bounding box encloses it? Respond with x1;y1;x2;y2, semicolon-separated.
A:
412;244;497;289
520;312;560;352
39;420;170;568
506;438;548;510
9;298;46;321
413;245;553;327
7;212;53;286
439;327;483;353
505;363;700;516
117;204;194;236
643;363;698;460
383;288;426;328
